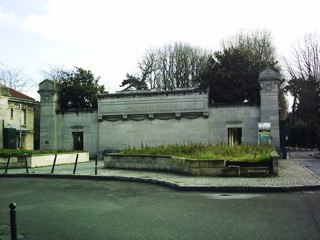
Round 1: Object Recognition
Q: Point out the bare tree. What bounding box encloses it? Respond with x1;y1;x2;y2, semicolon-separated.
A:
0;64;29;91
221;28;278;64
41;64;68;81
284;33;320;113
284;33;320;82
284;33;320;146
121;42;210;91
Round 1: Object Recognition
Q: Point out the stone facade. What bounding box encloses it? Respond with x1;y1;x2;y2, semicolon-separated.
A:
98;89;210;151
38;80;59;150
259;66;281;147
1;83;36;150
38;67;281;157
208;106;260;145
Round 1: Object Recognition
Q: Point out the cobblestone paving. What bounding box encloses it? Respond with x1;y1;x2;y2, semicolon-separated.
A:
1;159;320;190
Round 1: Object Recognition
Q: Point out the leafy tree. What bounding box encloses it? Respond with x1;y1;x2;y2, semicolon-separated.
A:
200;47;273;104
278;78;289;120
59;67;105;109
121;41;210;91
120;73;148;91
199;29;279;105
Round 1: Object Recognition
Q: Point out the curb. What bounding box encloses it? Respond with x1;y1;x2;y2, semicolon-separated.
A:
2;173;320;193
310;153;320;159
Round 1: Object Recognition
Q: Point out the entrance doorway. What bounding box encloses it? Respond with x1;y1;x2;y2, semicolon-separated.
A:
73;132;84;151
228;128;242;145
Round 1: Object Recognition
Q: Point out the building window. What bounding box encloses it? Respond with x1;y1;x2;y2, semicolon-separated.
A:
14;104;20;110
10;108;13;118
28;106;34;111
21;109;26;125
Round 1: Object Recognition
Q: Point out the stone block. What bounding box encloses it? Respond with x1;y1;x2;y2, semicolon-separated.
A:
186;160;199;168
246;168;269;177
189;168;200;175
207;160;225;168
223;165;240;177
199;167;225;176
199;161;208;168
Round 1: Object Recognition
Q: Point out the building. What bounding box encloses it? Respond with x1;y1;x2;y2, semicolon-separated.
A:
38;66;281;158
0;82;36;150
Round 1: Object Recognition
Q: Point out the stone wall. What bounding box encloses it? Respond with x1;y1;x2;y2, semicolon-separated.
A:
104;154;275;176
99;117;210;152
0;152;89;168
104;154;227;176
98;89;210;152
98;105;260;152
38;67;281;156
56;111;99;158
208;105;260;145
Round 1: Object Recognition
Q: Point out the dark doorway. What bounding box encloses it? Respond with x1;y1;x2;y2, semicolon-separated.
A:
228;128;242;145
73;132;83;151
3;128;17;149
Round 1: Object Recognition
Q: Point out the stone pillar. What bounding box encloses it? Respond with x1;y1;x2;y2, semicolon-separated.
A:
259;66;280;149
38;80;59;150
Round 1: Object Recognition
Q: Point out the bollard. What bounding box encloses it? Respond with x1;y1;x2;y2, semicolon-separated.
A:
9;202;17;240
24;153;29;174
51;154;58;173
283;147;287;159
95;153;98;175
5;154;12;174
73;154;79;174
269;156;273;174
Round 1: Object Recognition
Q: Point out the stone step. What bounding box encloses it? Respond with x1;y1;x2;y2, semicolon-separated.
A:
247;168;269;177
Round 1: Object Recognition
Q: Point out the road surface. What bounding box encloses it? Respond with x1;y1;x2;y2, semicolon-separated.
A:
1;177;320;240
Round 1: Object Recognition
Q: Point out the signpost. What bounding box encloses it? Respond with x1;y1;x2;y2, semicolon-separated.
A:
258;122;271;144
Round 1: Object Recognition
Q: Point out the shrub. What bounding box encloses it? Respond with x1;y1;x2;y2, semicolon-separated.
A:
122;143;273;162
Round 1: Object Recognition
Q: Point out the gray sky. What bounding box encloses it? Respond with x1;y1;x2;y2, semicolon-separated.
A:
0;0;319;100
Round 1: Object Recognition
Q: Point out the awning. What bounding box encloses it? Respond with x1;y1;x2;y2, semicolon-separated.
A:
6;124;32;134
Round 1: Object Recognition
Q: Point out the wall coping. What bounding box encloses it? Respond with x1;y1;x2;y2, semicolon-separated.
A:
104;153;275;176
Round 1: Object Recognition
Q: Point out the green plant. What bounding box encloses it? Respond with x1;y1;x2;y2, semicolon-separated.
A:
122;143;273;162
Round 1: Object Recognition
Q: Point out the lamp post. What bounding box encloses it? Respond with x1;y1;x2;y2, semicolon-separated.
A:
19;103;22;149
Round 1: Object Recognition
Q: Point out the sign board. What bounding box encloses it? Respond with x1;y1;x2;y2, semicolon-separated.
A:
98;92;208;117
258;122;271;140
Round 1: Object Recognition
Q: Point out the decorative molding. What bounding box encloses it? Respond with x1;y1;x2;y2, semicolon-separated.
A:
99;112;209;122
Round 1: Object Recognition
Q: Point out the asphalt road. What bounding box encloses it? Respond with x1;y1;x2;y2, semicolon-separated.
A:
289;150;320;176
1;177;320;240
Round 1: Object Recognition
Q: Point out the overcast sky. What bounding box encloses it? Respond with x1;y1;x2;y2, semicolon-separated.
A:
0;0;319;100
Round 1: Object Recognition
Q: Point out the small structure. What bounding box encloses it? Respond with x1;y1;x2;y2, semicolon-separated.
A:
259;66;281;148
0;82;36;150
38;67;281;157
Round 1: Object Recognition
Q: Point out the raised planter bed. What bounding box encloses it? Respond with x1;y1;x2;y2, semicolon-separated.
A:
104;151;279;177
0;152;89;168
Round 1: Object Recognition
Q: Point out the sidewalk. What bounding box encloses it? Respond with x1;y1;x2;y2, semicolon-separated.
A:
1;158;320;192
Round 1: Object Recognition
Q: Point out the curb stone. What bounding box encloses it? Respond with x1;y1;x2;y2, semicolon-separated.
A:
1;157;320;193
1;171;320;193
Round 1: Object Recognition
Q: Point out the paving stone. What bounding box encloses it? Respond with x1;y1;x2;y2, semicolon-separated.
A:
1;159;320;191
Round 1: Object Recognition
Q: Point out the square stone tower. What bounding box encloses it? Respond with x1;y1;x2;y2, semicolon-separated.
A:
259;66;280;149
38;80;59;150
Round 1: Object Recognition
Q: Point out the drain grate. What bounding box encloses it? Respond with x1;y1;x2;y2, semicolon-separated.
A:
203;193;265;200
